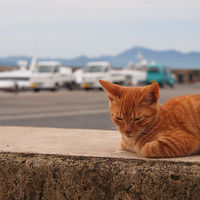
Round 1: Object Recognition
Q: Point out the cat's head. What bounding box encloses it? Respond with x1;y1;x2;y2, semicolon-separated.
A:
99;80;160;138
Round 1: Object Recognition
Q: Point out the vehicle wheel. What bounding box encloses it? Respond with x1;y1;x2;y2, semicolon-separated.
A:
159;83;164;88
113;81;123;85
169;83;174;88
66;82;75;90
33;88;40;92
14;83;19;92
50;83;59;91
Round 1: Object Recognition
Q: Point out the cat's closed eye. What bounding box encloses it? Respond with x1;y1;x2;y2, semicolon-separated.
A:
134;117;141;122
115;117;122;121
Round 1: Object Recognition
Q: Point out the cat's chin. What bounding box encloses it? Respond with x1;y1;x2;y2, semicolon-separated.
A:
121;133;135;138
125;135;135;138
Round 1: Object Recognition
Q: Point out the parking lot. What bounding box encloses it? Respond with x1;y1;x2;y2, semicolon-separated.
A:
0;83;200;130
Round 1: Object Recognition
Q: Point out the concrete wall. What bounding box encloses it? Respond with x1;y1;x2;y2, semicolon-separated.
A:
0;127;200;200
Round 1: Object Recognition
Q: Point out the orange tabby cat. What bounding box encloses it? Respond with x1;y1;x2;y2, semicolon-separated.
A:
99;80;200;158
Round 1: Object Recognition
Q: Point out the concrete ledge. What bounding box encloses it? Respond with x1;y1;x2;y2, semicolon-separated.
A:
0;127;200;200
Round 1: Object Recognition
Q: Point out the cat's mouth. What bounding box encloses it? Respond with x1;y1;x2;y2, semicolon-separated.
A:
121;129;146;138
124;135;134;138
121;132;135;138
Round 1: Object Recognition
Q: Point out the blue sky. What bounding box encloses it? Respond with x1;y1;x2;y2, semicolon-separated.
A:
0;0;200;58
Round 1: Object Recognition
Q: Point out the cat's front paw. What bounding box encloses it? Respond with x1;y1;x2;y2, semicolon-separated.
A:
120;141;127;151
141;141;160;158
141;145;151;158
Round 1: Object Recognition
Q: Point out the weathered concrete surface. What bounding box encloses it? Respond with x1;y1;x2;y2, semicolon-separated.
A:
0;126;200;200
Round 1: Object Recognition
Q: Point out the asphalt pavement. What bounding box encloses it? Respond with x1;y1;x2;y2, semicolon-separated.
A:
0;84;199;130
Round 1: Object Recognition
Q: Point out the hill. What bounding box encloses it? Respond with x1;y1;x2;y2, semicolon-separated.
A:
0;47;200;69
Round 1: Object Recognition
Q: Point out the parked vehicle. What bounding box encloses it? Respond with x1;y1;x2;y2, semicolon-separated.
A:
122;69;146;86
30;61;76;91
73;68;83;86
81;61;126;90
60;67;76;90
146;64;174;87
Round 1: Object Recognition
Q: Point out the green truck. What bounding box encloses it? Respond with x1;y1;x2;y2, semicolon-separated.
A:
146;64;175;87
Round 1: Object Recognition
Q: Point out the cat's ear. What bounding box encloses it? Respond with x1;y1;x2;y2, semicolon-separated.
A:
99;80;122;101
142;82;159;104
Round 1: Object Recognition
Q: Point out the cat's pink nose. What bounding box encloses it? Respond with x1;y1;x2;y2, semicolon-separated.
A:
124;129;132;135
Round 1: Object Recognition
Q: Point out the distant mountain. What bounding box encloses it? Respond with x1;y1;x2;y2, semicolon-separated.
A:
0;47;200;69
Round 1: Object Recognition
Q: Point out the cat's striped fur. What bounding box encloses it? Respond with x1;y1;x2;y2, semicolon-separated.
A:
99;80;200;158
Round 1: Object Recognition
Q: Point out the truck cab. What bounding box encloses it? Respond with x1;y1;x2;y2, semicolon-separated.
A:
82;62;125;89
30;62;63;91
82;62;111;89
146;64;174;87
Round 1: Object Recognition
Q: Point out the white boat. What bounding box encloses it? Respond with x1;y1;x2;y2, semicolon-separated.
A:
0;69;31;91
0;56;36;91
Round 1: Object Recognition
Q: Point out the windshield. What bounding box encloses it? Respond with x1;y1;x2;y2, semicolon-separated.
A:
83;66;103;73
33;65;52;73
148;67;160;73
